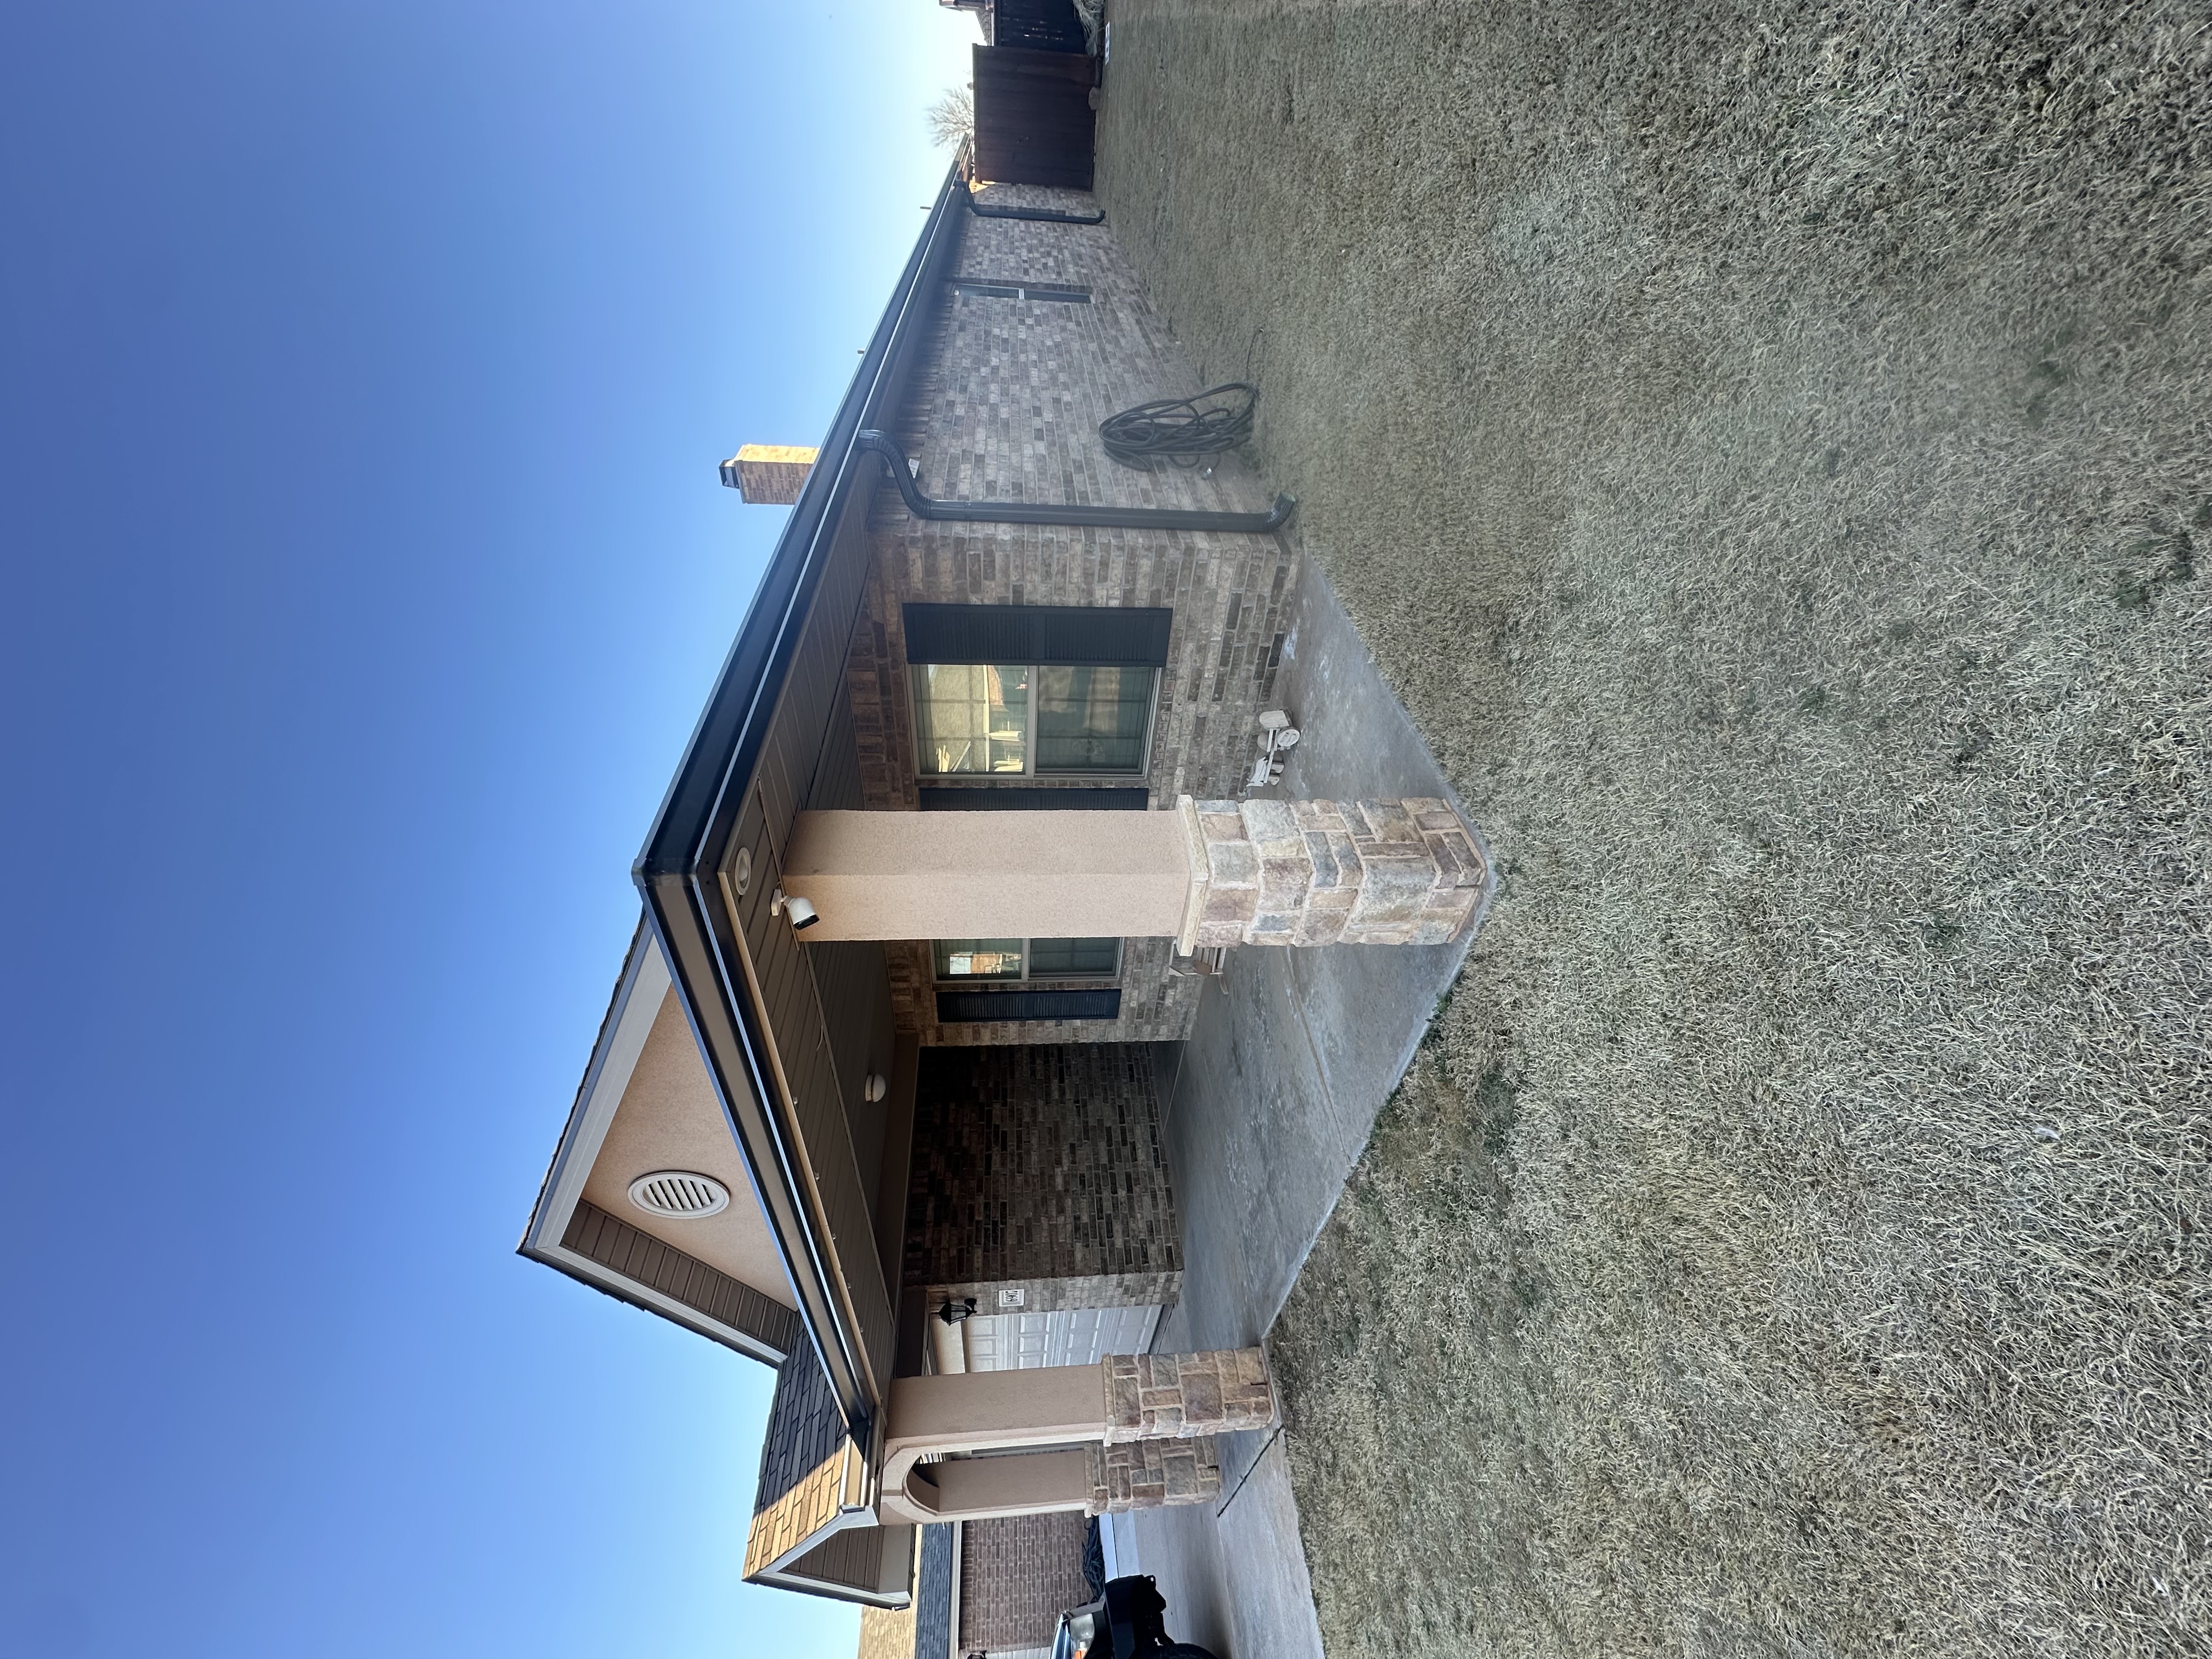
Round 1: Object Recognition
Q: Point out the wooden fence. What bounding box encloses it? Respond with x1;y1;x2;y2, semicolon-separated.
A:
972;45;1095;190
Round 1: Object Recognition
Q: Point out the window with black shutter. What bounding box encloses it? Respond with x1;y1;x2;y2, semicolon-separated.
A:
903;606;1170;780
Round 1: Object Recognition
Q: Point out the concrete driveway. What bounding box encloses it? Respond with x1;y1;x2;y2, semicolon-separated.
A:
1111;544;1487;1659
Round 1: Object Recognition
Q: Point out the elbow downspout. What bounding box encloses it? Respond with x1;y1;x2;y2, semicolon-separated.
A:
967;194;1107;225
856;430;1295;535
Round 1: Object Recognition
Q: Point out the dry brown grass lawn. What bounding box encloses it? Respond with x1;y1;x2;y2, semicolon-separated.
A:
1094;3;2211;1655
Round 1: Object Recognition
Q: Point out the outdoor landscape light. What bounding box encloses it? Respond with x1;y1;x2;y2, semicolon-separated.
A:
771;889;819;931
1249;708;1302;788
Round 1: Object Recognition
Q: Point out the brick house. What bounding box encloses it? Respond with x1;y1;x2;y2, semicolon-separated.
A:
519;152;1489;1616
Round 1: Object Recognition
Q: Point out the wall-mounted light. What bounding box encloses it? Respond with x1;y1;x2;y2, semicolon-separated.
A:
864;1073;889;1103
770;889;819;931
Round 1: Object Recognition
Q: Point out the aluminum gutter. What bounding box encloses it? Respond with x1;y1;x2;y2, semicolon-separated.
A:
635;155;968;1441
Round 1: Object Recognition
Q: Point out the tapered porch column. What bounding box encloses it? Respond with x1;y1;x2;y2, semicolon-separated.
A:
782;809;1191;941
783;797;1489;948
876;1348;1279;1526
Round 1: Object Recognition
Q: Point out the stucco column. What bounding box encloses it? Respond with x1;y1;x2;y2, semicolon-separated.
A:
782;810;1192;941
782;799;1489;947
876;1346;1278;1526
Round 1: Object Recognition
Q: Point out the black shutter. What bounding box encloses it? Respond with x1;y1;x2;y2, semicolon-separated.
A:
935;988;1123;1023
903;604;1172;667
917;786;1149;811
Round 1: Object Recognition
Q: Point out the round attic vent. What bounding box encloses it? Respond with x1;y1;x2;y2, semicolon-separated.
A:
627;1170;730;1220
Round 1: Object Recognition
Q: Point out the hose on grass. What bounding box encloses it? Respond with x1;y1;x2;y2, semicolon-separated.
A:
1099;383;1258;469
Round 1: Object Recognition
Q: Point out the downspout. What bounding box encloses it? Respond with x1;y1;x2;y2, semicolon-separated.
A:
967;194;1105;225
961;138;1107;224
856;430;1295;535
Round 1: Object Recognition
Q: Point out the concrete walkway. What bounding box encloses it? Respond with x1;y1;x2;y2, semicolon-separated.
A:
1111;549;1487;1659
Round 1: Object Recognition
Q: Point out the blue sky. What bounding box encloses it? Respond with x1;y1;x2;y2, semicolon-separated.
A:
0;3;973;1654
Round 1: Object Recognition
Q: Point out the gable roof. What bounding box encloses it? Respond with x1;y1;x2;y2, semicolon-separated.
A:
518;920;798;1362
629;153;967;1440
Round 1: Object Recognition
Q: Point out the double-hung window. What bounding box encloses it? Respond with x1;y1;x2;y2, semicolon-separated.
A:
904;605;1171;780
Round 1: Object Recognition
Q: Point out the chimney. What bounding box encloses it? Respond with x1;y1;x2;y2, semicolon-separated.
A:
719;444;818;504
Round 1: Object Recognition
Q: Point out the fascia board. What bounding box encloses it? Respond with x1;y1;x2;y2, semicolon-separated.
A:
518;919;669;1259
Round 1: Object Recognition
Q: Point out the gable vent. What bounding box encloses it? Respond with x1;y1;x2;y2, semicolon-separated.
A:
627;1170;730;1220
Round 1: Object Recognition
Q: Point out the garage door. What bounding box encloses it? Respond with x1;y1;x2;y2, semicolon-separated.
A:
961;1304;1160;1370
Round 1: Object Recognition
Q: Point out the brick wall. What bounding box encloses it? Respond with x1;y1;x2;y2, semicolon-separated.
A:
847;188;1299;1045
958;1512;1091;1653
904;1044;1180;1312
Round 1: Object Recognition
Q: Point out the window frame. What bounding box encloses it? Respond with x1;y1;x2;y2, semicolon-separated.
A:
930;936;1124;985
910;662;1160;781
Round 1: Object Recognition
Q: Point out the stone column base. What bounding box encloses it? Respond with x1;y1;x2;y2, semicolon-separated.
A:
1102;1347;1279;1442
1085;1436;1222;1515
1178;797;1489;949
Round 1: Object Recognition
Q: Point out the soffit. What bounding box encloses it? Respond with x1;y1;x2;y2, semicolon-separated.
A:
583;986;797;1309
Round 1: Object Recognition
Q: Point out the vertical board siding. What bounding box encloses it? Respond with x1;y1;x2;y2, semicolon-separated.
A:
720;472;903;1397
809;938;897;1199
789;1526;891;1594
806;682;866;814
562;1201;798;1358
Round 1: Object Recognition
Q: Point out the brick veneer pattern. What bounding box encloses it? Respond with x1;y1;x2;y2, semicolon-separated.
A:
845;189;1298;1045
1085;1435;1223;1516
732;444;816;505
1101;1348;1278;1443
957;1511;1092;1652
904;1043;1180;1312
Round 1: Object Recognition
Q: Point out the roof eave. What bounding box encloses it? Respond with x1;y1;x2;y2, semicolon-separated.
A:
634;153;971;1437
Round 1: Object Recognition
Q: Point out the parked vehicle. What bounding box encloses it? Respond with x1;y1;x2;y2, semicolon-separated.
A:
1052;1575;1217;1659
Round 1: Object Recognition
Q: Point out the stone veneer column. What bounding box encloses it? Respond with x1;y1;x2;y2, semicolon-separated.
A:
1101;1347;1279;1443
1178;797;1488;949
1085;1436;1223;1515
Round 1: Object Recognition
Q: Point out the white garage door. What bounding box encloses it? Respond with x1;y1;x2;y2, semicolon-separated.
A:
961;1304;1160;1370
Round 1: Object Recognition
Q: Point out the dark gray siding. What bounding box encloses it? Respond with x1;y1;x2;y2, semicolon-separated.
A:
562;1201;797;1359
720;477;902;1395
913;1523;955;1659
754;1348;849;1515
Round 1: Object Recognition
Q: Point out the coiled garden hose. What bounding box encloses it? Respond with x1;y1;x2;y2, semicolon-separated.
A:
1099;383;1259;469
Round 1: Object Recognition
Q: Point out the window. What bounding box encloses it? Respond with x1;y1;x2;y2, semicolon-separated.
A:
950;278;1093;303
913;663;1028;775
933;938;1122;981
913;664;1157;777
